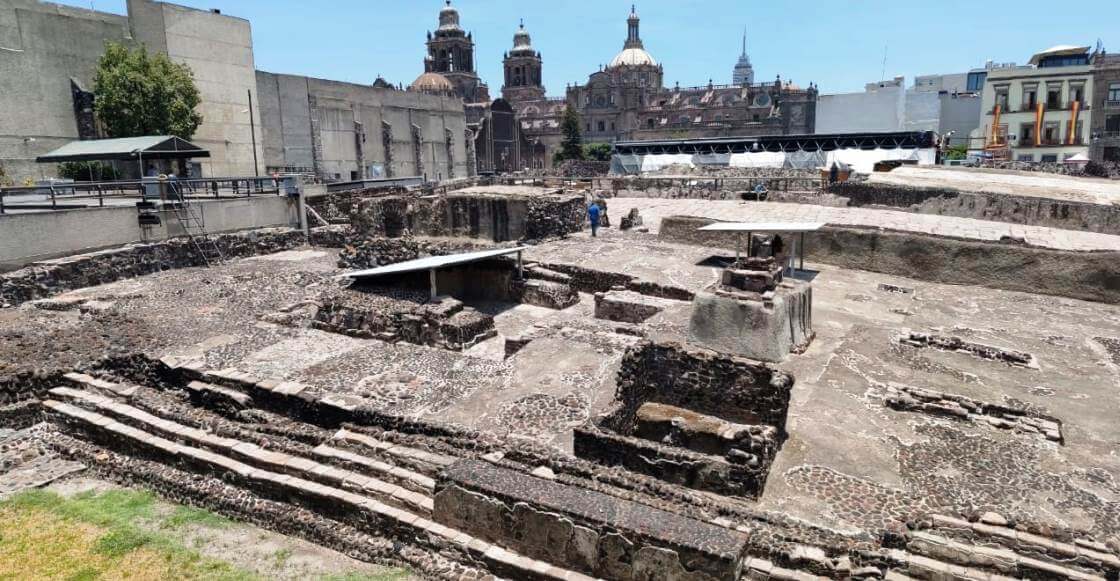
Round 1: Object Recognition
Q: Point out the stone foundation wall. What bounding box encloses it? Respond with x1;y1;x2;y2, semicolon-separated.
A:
351;193;584;243
0;228;307;307
688;281;814;363
659;215;1120;304
434;458;749;581
613;341;794;431
828;182;1120;235
533;262;694;301
306;186;411;224
312;291;496;351
593;290;673;323
573;412;777;499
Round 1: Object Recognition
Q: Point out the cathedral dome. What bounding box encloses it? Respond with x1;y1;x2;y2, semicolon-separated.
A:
512;23;533;52
438;1;461;32
609;47;657;68
410;71;454;93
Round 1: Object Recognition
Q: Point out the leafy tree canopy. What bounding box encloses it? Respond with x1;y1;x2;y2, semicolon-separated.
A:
94;42;203;140
583;142;612;162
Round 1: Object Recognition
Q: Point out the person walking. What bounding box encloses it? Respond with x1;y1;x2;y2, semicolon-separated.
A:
588;201;601;237
828;162;840;185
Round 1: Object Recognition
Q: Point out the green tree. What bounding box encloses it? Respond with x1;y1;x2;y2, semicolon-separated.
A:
93;42;203;140
945;144;968;161
57;161;120;182
554;106;585;164
583;142;612;162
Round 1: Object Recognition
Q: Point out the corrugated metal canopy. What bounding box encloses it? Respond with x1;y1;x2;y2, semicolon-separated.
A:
698;222;826;233
337;246;528;279
36;136;210;163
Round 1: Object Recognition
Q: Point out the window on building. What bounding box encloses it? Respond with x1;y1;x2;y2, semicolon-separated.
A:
752;114;760;122
966;71;987;92
1069;84;1085;107
1070;120;1084;144
1043;122;1060;144
586;122;591;132
994;86;1009;110
1019;123;1034;146
646;118;654;130
1106;115;1120;133
1105;147;1120;162
1017;154;1035;162
1037;54;1089;68
1021;86;1037;110
1108;83;1120;103
610;122;616;131
1046;86;1062;109
1041;154;1058;163
597;121;605;132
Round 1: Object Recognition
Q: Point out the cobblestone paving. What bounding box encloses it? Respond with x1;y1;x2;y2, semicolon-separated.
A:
611;198;1120;252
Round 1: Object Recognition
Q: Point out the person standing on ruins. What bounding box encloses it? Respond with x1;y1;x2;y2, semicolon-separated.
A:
588;201;601;237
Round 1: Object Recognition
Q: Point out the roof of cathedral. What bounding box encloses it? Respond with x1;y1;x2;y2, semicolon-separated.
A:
511;21;535;55
410;71;454;93
610;47;657;68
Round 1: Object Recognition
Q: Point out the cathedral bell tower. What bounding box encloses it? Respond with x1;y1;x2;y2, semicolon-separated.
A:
501;20;545;103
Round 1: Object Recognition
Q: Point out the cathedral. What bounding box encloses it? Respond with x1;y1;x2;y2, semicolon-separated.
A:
408;2;818;171
507;6;818;167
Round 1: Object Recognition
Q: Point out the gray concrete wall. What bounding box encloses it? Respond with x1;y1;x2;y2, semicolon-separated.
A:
815;87;904;134
937;93;982;140
0;195;296;269
128;0;260;177
0;0;259;183
0;0;130;182
256;71;469;182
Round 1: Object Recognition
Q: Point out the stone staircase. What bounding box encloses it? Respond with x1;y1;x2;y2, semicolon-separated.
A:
38;367;1120;581
40;381;596;581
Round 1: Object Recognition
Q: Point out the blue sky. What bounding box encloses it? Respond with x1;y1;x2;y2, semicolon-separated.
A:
59;0;1120;94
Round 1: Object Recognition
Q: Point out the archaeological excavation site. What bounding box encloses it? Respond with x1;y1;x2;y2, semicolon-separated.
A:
3;166;1120;581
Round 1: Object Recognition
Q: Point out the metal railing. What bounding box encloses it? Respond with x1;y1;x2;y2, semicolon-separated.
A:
0;176;283;214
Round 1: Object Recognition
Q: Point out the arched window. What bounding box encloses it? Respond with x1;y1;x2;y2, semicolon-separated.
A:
597;120;606;132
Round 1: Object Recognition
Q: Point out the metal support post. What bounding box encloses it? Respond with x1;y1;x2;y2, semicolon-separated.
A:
429;269;438;301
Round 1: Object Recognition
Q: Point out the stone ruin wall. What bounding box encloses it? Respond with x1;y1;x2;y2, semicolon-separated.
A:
434;459;748;581
574;341;793;499
659;215;1120;305
828;181;1120;235
350;193;584;243
0;227;317;308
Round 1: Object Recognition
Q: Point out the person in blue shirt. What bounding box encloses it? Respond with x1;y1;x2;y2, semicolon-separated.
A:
588;202;601;237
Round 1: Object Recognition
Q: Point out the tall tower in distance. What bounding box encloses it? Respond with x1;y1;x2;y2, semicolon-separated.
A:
733;28;755;86
424;1;489;102
501;20;545;103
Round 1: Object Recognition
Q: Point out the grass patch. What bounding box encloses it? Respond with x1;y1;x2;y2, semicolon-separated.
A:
163;503;232;530
0;488;257;580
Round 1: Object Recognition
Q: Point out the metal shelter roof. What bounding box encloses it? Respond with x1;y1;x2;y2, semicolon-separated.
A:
36;136;210;163
337;246;529;279
698;222;826;233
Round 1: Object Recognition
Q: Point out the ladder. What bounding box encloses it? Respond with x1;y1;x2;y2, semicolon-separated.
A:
167;184;224;267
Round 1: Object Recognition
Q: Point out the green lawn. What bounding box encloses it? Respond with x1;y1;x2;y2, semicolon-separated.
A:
0;488;411;580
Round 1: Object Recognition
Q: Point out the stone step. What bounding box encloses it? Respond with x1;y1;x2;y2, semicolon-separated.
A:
61;372;137;398
928;514;1120;574
41;399;591;581
330;427;456;478
185;380;253;411
906;530;1107;581
47;387;432;516
742;557;831;581
310;444;435;495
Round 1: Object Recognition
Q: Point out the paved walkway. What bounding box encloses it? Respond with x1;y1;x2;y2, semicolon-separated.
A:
613;198;1120;252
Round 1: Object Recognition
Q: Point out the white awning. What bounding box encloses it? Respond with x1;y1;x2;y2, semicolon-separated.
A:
698;222;826;233
336;246;528;279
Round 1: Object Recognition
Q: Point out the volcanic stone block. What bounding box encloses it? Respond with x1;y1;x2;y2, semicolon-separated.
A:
573;422;773;499
593;290;671;323
721;265;782;293
688;279;813;363
434;459;748;581
633;402;779;460
613;341;794;431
